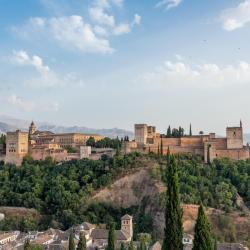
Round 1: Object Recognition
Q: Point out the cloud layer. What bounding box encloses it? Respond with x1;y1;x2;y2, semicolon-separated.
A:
141;59;250;88
14;0;141;54
156;0;183;10
221;0;250;31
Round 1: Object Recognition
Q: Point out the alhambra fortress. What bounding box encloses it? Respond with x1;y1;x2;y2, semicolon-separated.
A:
1;121;250;166
123;121;250;163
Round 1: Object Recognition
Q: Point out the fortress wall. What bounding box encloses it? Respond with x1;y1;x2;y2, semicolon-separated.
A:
154;138;181;146
209;138;227;150
215;148;250;161
180;137;203;147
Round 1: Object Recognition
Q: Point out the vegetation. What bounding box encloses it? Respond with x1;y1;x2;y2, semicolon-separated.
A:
107;222;115;250
162;150;183;250
68;232;75;250
86;137;121;149
165;126;185;138
150;154;250;212
77;232;86;250
0;152;250;244
193;204;213;250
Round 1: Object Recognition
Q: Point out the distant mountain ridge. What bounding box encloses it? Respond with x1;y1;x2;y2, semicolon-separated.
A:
0;115;133;139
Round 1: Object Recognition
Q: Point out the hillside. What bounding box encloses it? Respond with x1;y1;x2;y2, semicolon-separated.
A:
93;164;250;245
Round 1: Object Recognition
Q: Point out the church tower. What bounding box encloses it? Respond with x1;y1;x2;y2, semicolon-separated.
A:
121;214;133;240
29;121;37;136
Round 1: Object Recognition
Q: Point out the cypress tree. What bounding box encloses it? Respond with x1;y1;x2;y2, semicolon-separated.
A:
69;232;75;250
213;238;217;250
157;144;160;157
167;126;171;137
160;139;163;156
107;222;116;250
189;124;192;136
128;241;134;250
24;239;31;250
192;204;213;250
77;232;86;250
139;238;146;250
162;149;183;250
120;243;126;250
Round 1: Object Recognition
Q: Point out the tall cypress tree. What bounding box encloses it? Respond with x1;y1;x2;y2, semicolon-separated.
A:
69;232;75;250
120;243;126;250
128;240;134;250
193;204;213;250
77;232;86;250
139;238;146;250
160;139;163;156
162;149;183;250
167;126;171;137
107;223;116;250
189;124;192;136
24;239;31;250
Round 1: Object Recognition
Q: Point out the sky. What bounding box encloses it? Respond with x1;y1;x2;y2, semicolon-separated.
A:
1;0;250;135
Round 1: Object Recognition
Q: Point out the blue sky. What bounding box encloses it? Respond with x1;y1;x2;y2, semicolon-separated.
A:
1;0;250;134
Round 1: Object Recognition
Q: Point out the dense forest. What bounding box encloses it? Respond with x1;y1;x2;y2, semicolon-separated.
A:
0;152;250;240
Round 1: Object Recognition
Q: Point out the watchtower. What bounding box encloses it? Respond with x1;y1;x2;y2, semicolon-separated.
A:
121;214;133;240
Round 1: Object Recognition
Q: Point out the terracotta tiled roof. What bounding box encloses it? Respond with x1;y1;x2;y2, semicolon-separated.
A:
121;214;133;220
91;229;129;241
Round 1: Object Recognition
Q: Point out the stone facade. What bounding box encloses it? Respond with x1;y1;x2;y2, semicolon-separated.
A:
124;122;250;163
4;121;104;166
5;130;29;166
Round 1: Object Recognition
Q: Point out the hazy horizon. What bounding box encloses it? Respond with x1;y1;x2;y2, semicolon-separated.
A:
1;0;250;134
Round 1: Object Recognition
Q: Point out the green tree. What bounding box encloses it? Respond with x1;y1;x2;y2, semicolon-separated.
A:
24;239;31;250
162;149;183;250
213;238;217;250
193;204;213;250
160;139;163;156
77;232;86;250
69;232;76;250
189;124;192;136
167;126;171;137
106;222;115;250
120;243;126;250
139;238;146;250
86;137;96;147
128;241;134;250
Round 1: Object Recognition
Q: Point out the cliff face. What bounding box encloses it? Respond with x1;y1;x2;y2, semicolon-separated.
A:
93;166;250;244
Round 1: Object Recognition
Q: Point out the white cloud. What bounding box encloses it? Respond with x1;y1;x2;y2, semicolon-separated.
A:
89;7;115;27
89;0;141;36
133;14;141;26
14;0;141;53
156;0;183;10
15;16;113;54
11;50;84;88
7;94;35;112
7;94;60;112
113;23;131;35
140;59;250;88
12;50;50;75
221;0;250;31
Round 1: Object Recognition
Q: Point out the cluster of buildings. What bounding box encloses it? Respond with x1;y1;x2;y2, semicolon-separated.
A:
2;121;116;166
0;215;133;250
122;121;250;163
0;214;248;250
1;120;250;166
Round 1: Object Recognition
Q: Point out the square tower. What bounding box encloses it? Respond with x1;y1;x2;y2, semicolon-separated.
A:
134;124;148;145
121;214;133;240
226;126;243;149
5;130;29;166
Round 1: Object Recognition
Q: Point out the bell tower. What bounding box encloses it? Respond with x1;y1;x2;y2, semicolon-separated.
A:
29;121;37;137
121;215;133;240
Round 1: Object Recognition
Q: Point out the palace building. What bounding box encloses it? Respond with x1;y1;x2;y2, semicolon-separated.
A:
4;121;104;166
123;121;250;163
